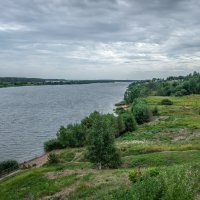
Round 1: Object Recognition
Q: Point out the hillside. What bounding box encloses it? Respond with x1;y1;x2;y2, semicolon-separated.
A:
1;93;200;199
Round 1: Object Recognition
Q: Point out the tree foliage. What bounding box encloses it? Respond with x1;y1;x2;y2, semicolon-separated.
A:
124;72;200;104
133;99;152;124
86;112;122;169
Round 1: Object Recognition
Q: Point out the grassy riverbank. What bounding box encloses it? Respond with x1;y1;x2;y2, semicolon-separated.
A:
1;94;200;199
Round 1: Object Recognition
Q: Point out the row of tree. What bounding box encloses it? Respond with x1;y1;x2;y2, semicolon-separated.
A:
44;111;137;169
124;72;200;103
44;96;155;169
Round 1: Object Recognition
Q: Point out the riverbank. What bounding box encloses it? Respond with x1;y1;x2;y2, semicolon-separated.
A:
1;95;200;200
0;82;129;163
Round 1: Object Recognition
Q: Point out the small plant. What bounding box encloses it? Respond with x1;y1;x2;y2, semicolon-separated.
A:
161;99;173;105
47;153;59;164
142;167;160;178
129;168;142;183
129;167;159;184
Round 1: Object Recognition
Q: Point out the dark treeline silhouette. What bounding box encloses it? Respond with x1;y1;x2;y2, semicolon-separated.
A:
0;77;134;88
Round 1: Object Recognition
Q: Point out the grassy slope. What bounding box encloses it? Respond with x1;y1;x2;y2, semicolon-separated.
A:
1;95;200;200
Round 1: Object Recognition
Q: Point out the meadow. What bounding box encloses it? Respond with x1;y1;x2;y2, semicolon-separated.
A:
1;95;200;200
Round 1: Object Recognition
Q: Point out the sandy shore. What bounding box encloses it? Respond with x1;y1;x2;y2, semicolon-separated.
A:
21;149;63;168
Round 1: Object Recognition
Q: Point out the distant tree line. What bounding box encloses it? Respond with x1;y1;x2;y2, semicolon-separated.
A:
0;77;134;88
124;72;200;104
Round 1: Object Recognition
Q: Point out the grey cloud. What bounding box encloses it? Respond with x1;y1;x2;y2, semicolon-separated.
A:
0;0;200;79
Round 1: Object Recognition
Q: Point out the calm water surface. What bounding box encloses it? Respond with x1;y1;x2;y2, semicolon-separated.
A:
0;83;129;162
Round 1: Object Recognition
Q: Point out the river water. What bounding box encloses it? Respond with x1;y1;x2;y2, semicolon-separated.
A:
0;82;129;162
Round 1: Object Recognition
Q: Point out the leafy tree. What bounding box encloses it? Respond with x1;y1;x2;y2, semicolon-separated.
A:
86;112;121;169
44;138;62;152
124;72;200;99
133;100;152;124
57;124;85;148
121;112;137;132
124;86;142;104
116;114;126;136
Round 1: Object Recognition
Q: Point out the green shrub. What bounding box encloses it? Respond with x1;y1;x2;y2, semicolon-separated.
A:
44;138;62;152
47;153;59;164
129;167;159;184
122;112;137;132
175;89;188;97
57;124;86;148
161;99;173;105
133;100;152;124
0;160;19;176
116;114;126;136
129;169;142;183
146;167;160;177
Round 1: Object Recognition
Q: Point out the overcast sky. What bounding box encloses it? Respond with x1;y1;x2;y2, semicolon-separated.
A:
0;0;200;79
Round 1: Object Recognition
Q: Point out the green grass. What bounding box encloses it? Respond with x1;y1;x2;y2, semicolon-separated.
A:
123;150;200;168
119;140;200;156
1;95;200;199
147;95;200;107
0;168;78;200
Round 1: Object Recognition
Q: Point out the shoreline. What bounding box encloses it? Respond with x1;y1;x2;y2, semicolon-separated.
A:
21;149;63;169
0;80;133;89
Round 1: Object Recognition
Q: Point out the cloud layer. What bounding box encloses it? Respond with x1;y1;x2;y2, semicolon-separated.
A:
0;0;200;79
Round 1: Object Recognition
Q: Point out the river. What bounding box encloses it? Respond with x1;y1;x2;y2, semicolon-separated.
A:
0;82;130;162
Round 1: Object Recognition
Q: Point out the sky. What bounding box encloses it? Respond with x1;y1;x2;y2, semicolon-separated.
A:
0;0;200;80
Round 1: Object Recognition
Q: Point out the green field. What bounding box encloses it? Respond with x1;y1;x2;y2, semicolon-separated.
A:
1;95;200;200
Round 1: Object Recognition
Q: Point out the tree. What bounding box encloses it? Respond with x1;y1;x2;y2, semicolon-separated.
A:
86;112;121;169
133;100;152;124
116;114;126;136
57;124;85;148
121;112;137;132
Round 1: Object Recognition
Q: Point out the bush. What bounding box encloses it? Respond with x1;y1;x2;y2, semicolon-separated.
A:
116;115;126;136
0;160;19;176
44;138;62;152
161;99;173;105
57;124;86;148
175;89;188;97
152;106;159;116
122;112;137;132
129;169;142;183
47;153;59;164
129;167;159;184
133;100;152;124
